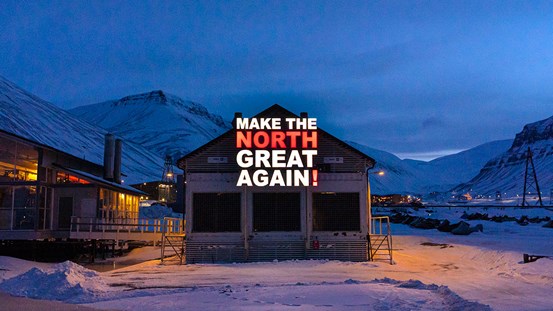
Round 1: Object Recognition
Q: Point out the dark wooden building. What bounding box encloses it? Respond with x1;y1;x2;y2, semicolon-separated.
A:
177;105;376;263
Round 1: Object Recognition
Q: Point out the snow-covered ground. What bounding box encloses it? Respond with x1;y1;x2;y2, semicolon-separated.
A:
0;207;552;310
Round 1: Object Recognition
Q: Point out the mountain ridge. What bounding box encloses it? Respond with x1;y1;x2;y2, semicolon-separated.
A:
453;115;553;197
69;91;230;162
0;75;164;184
349;139;513;195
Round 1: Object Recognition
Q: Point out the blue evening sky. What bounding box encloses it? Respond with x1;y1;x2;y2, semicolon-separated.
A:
1;1;552;160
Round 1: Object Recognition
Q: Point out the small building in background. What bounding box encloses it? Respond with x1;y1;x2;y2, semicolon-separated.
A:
131;155;181;211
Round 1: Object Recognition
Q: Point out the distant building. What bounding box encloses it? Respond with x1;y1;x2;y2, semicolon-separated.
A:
372;194;409;206
130;180;177;204
131;181;160;201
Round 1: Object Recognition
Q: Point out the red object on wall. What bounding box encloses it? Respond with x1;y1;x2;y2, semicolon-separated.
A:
312;238;320;250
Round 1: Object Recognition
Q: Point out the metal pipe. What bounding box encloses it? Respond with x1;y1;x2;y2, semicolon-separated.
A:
103;134;115;181
114;139;122;184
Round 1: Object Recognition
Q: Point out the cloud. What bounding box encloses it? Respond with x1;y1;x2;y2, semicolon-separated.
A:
395;149;467;161
421;116;446;130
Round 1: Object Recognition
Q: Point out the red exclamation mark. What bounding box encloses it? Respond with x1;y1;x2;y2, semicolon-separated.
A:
312;170;318;186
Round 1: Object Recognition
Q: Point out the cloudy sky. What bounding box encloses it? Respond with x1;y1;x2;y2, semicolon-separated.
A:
1;1;552;160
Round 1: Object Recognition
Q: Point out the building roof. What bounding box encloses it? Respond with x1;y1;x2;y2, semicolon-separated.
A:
1;129;104;171
55;165;148;196
177;104;376;169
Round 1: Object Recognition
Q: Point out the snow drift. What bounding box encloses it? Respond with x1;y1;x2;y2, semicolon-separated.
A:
139;203;182;219
0;261;110;303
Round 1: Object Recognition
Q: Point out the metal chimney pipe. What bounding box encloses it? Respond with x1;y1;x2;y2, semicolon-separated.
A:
232;112;243;129
114;139;123;184
103;134;115;181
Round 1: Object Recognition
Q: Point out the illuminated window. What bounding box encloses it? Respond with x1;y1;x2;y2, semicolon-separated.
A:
0;136;38;182
56;172;90;184
98;188;139;221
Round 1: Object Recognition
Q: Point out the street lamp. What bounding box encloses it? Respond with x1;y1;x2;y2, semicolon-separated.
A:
367;170;384;235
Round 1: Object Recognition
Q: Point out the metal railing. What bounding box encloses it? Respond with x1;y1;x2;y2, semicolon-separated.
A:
369;216;393;264
371;216;392;235
70;216;184;236
161;217;186;264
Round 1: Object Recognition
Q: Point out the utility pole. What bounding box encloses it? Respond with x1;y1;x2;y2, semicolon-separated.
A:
522;147;543;207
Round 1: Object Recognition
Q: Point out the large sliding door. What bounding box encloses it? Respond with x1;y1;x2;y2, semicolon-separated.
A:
253;192;301;232
312;192;360;231
192;193;241;232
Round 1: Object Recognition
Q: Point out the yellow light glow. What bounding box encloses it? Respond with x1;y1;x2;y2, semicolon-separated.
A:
377;171;384;176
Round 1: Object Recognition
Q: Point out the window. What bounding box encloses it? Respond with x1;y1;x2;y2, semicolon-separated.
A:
38;187;52;230
313;192;360;231
253;192;301;232
0;185;51;230
0;137;38;182
56;172;89;184
193;193;241;232
0;186;13;229
98;189;139;221
13;186;36;230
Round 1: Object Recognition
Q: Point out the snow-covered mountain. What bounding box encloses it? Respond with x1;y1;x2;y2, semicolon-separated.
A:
69;91;230;162
346;141;420;194
0;76;163;184
349;139;512;195
411;139;513;192
61;85;515;195
454;116;553;197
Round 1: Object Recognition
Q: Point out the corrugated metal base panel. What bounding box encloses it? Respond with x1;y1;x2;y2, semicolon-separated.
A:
248;241;306;262
186;240;368;263
186;241;246;263
307;240;368;261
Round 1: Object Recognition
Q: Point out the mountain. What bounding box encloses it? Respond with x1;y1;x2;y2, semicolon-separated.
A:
0;76;163;184
348;139;512;195
69;91;230;162
411;139;513;192
346;141;420;194
64;86;516;194
453;116;553;197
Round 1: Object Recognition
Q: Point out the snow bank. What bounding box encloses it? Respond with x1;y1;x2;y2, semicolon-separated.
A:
374;278;491;311
139;203;182;219
0;261;110;303
0;256;52;282
86;277;491;311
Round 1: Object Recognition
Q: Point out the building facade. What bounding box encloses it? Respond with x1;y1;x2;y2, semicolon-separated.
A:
0;131;145;240
178;105;375;263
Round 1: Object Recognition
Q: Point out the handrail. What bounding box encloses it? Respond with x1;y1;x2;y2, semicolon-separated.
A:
161;217;186;264
369;215;393;264
70;216;185;235
371;216;391;235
